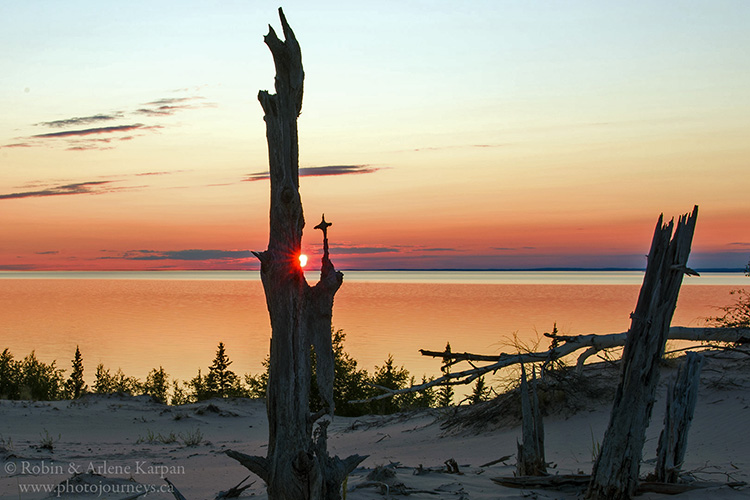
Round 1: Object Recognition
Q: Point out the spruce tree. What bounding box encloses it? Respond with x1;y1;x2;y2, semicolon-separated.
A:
65;346;87;399
470;375;490;404
371;354;410;414
206;342;239;398
437;342;454;407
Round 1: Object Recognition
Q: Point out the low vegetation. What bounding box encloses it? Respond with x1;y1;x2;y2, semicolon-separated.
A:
706;260;750;330
0;329;462;415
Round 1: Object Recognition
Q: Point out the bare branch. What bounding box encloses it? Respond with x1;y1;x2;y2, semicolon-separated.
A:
350;327;749;404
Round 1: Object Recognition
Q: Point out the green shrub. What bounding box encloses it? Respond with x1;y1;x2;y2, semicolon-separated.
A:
179;428;203;447
244;362;268;399
18;352;65;400
708;288;750;329
0;349;20;399
94;364;113;394
144;366;170;403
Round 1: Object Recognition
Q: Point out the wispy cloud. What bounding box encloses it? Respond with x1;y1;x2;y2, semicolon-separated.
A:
115;249;254;261
492;246;537;251
35;113;125;128
328;245;400;255
0;181;117;200
245;165;381;182
0;264;37;271
728;242;750;248
35;251;59;255
309;244;457;255
0;170;184;202
32;124;147;139
410;143;505;153
2;91;214;151
135;171;183;177
134;96;213;117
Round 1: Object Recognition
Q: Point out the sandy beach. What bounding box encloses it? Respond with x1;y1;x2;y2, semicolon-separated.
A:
1;347;749;499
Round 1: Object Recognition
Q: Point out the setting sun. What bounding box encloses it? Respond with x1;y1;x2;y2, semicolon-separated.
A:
299;254;308;268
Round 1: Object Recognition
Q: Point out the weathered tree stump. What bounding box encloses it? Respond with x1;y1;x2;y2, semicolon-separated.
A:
516;362;546;476
654;351;704;483
226;9;365;500
586;206;699;500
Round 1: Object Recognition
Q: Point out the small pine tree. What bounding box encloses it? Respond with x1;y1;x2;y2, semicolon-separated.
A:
144;366;170;403
94;364;113;393
190;368;209;401
170;379;191;405
470;376;490;404
370;354;410;414
437;342;454;407
206;342;239;398
65;346;87;399
414;376;437;408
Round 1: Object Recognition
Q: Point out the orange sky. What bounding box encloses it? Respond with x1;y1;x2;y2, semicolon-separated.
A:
1;2;748;271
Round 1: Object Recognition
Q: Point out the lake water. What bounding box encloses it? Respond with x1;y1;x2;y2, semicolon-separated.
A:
0;271;745;389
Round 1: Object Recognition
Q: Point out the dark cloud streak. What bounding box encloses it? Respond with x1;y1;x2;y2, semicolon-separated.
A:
0;181;115;200
245;165;381;182
116;249;254;261
35;113;124;128
329;246;400;255
32;124;145;139
135;96;213;117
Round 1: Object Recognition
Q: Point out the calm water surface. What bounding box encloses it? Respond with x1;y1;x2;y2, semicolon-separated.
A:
0;271;744;386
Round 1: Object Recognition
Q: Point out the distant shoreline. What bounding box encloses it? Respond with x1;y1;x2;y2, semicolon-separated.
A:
0;268;745;285
0;267;744;273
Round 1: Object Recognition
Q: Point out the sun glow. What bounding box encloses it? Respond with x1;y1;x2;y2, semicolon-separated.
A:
299;254;308;267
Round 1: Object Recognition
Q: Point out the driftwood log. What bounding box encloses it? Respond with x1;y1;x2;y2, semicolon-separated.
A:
350;326;748;404
226;9;365;500
587;207;698;500
654;351;704;483
492;475;742;495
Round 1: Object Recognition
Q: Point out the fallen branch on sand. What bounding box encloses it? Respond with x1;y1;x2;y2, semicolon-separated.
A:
491;474;747;494
350;327;749;403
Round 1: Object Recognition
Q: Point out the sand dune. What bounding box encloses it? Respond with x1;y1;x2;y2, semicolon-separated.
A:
1;349;749;499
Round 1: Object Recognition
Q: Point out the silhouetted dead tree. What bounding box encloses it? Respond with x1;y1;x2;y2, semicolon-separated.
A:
587;206;698;500
226;9;365;500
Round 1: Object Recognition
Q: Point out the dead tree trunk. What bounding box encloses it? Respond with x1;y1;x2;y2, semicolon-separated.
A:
226;9;365;500
587;206;699;500
516;363;546;476
654;351;704;483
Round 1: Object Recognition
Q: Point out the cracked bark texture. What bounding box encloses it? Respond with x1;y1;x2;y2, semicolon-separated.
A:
226;9;365;499
587;206;698;500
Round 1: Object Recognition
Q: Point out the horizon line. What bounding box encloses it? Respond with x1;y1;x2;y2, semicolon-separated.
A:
1;267;744;273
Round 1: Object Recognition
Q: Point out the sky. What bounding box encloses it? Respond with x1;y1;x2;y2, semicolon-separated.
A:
1;1;749;272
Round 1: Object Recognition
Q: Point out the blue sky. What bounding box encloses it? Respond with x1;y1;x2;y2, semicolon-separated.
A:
1;1;749;270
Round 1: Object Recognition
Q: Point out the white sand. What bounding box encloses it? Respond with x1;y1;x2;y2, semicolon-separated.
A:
1;349;749;499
